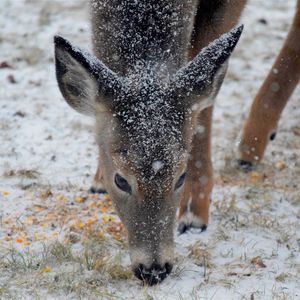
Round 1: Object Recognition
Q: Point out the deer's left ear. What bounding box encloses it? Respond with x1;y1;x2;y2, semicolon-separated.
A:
172;25;243;111
54;36;121;116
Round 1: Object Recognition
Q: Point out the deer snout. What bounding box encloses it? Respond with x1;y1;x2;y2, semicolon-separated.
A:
130;246;174;285
133;262;173;285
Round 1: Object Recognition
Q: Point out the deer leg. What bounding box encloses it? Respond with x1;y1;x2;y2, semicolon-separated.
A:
178;107;213;233
177;1;246;233
238;0;300;168
89;155;107;194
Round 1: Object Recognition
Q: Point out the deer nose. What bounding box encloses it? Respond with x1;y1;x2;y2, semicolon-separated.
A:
134;263;173;285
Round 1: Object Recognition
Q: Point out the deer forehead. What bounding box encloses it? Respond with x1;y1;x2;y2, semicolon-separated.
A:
109;70;187;169
115;110;186;169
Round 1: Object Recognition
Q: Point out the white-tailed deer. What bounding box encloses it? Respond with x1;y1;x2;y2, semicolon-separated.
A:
54;0;242;284
54;0;299;285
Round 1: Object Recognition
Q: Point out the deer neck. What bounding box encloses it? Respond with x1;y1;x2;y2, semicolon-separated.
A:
90;0;198;75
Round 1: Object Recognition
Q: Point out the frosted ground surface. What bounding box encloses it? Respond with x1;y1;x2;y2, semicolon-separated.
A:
0;0;299;299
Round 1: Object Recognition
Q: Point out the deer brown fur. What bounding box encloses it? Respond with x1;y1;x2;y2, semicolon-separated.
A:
178;0;247;232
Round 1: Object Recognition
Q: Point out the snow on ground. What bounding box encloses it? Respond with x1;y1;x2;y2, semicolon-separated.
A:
0;0;299;299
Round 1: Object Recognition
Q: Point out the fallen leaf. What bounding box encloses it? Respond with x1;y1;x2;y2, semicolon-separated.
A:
275;161;286;171
250;256;266;268
31;204;47;212
0;61;13;68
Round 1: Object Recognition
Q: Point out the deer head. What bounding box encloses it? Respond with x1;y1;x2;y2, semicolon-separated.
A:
54;26;243;285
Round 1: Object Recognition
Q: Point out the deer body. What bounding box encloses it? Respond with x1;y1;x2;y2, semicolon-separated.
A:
54;0;243;284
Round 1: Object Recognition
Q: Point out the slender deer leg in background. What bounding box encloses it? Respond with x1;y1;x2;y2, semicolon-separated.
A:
178;107;213;232
238;0;300;168
89;150;107;194
178;0;246;233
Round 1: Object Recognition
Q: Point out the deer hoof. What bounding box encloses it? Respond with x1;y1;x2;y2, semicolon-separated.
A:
237;159;253;171
177;212;207;234
178;222;207;234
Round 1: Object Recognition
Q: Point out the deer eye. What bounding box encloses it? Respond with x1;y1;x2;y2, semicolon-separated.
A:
115;173;132;194
175;172;187;190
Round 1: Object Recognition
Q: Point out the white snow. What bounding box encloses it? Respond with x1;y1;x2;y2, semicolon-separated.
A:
0;0;299;299
152;161;164;174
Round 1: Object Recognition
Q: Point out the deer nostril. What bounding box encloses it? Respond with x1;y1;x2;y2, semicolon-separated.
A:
165;262;173;275
133;264;145;281
133;263;172;285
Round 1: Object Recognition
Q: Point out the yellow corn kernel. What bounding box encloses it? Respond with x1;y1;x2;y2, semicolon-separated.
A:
16;237;24;243
75;196;86;203
74;221;85;230
99;206;108;213
24;216;34;224
250;171;259;184
86;218;96;226
41;266;52;273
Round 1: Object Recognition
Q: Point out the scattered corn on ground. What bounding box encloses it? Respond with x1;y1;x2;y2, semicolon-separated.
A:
1;191;126;247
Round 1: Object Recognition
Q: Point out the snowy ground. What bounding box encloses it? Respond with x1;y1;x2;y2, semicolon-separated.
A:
0;0;299;299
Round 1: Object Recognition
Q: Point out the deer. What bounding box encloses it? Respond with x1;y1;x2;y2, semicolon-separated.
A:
53;0;298;285
238;0;300;168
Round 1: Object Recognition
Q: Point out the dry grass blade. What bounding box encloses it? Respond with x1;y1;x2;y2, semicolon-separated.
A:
3;169;40;179
187;241;214;278
250;256;266;268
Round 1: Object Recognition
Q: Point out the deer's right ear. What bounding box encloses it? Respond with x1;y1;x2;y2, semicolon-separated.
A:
54;36;121;116
172;26;243;111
